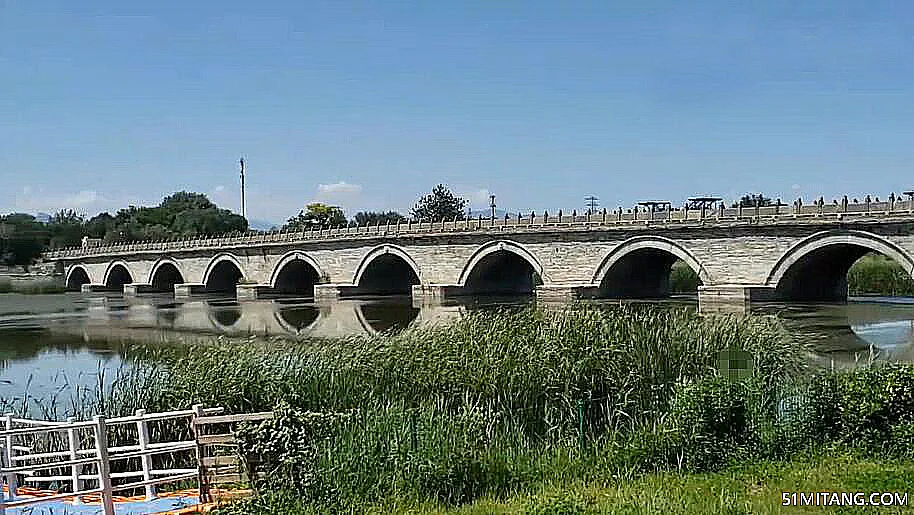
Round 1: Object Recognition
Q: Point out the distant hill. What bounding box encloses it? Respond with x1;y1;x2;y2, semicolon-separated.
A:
248;219;279;231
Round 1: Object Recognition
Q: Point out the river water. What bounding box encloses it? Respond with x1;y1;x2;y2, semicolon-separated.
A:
1;293;913;408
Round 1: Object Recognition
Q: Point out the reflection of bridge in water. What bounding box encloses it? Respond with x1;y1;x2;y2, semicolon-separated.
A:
52;296;464;341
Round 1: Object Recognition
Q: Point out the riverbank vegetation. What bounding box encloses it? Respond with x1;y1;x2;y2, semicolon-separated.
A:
848;253;914;297
4;305;913;513
0;275;65;294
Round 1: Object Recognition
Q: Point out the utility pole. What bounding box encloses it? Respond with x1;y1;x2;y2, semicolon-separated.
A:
239;157;246;219
489;194;497;219
584;195;599;214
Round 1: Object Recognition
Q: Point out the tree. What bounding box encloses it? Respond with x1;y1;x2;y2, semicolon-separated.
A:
0;213;48;269
353;211;407;226
47;210;86;249
85;213;115;239
283;203;347;230
411;184;467;221
731;194;773;208
102;193;247;240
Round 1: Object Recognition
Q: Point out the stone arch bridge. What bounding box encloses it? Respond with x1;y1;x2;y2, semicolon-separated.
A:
44;201;914;311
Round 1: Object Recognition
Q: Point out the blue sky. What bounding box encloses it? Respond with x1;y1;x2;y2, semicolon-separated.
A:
3;1;913;224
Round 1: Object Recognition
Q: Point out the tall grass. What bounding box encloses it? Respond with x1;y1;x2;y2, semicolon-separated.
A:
128;305;806;429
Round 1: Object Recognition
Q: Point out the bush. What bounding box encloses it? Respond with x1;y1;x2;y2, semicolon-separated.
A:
234;402;354;504
664;377;766;471
525;489;596;515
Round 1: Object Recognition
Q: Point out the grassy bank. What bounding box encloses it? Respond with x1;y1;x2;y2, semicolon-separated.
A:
0;275;66;294
225;452;914;514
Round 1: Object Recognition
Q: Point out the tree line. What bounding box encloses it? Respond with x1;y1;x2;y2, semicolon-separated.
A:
0;185;469;268
1;187;785;269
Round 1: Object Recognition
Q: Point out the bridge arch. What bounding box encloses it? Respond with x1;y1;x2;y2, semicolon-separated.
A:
103;261;134;291
65;265;91;291
148;257;186;293
269;251;325;297
458;240;545;295
352;245;421;295
766;230;914;302
203;253;246;295
593;236;709;298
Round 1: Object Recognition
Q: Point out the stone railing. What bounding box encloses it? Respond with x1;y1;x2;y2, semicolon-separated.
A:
43;197;914;260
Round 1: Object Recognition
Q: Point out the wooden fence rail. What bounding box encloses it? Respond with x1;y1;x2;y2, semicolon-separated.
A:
0;405;268;515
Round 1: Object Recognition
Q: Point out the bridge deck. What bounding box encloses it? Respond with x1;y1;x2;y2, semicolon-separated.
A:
45;201;914;260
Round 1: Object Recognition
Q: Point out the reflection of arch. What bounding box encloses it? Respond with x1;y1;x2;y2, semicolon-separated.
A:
353;245;421;285
269;252;324;296
66;265;91;291
766;230;914;302
202;253;246;294
103;260;134;289
355;302;420;336
457;241;544;286
592;236;710;285
272;304;321;334
206;300;242;330
148;257;185;292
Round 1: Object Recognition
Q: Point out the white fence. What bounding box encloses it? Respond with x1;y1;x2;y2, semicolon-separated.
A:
0;405;273;515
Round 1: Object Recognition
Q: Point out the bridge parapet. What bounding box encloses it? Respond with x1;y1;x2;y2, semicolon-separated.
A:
43;198;914;260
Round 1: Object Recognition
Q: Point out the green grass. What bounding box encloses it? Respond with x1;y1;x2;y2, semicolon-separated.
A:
215;451;914;514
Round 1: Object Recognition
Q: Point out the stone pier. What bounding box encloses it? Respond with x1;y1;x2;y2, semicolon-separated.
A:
174;283;207;298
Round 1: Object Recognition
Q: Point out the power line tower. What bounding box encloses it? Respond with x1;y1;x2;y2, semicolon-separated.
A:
584;195;599;215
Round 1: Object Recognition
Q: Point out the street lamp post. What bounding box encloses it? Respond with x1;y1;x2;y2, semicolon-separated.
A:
239;157;246;220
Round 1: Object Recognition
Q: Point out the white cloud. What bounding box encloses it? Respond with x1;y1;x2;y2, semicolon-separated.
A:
459;188;493;206
317;181;362;194
313;182;363;210
213;185;226;193
13;187;103;214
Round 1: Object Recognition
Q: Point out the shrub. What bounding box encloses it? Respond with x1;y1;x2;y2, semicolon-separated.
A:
665;377;765;471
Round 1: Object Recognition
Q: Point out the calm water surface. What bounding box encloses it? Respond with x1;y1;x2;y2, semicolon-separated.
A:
1;292;913;406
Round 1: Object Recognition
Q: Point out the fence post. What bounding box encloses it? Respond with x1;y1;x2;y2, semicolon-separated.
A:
136;409;155;500
3;414;16;503
577;399;585;452
93;416;115;515
66;417;81;503
191;404;209;503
